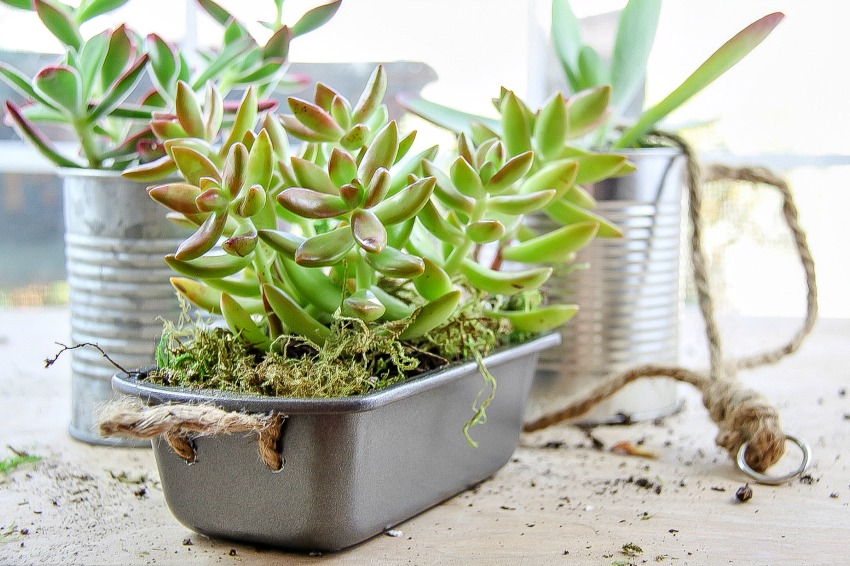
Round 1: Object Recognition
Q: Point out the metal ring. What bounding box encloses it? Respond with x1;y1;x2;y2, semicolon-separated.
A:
736;434;812;485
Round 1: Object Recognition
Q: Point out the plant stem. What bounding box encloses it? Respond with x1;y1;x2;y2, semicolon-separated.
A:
354;251;373;290
73;119;102;168
444;195;488;275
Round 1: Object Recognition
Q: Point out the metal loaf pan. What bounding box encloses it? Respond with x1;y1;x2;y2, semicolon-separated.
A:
113;333;559;551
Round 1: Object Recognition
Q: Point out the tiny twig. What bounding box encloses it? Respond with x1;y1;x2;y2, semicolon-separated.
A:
489;247;504;271
44;342;142;377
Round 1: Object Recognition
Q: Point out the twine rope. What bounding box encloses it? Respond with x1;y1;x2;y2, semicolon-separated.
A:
99;401;285;470
524;133;818;473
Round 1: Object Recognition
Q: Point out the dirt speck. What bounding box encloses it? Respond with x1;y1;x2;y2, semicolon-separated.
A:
735;484;753;502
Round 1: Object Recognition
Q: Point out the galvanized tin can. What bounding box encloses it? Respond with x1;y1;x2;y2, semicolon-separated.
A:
526;148;686;424
62;169;185;445
112;333;560;550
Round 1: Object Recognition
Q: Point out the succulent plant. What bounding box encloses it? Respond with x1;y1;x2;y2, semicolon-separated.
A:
400;3;784;150
135;66;628;370
0;0;340;169
550;1;784;148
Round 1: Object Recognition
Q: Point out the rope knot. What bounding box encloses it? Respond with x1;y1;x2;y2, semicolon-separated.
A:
701;379;786;472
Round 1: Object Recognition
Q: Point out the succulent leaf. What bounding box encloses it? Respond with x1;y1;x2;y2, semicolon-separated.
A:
222;142;249;198
351;64;387;124
165;252;253;279
413;258;453;301
100;24;133;91
221;221;258;257
245;129;273;190
263;283;330;345
339;124;369;150
174;211;228;260
278;188;348;219
466;219;505;244
358;120;398;186
257;228;305;257
364;245;424;278
148;182;202;215
487;190;556;215
328;148;358;188
221;292;272;351
330;95;352;131
615;12;785;148
363;167;391;208
280;113;331;142
573;154;630;185
295;225;355;267
486;150;534;193
34;0;82;50
175;81;206;139
0;62;57;109
171;146;221;186
3;101;84;168
290;0;342;37
544;199;623;238
88;54;149;122
369;286;415;321
566;85;611;139
422;160;474;216
146;34;179;95
371;177;436;226
122;154;177;181
292;156;338;195
288;96;345;139
487;304;579;333
170;276;225;314
351;208;387;254
533;93;568;160
33;65;82;116
416;200;465;246
450;156;484;198
459;260;552;296
342;288;385;322
235;184;267;218
281;258;342;314
501;222;600;263
518;160;578;198
500;91;533;158
263;25;291;60
398;290;462;340
222;86;258;149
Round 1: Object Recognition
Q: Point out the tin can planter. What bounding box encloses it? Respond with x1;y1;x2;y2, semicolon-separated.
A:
525;148;685;424
63;169;187;445
111;333;559;551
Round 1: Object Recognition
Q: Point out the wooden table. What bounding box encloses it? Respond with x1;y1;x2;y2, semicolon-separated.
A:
1;307;847;564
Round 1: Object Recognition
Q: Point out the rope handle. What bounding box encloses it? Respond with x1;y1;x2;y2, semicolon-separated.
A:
99;401;285;471
524;134;818;481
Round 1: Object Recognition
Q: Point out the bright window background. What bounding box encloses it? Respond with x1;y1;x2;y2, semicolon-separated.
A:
0;0;846;318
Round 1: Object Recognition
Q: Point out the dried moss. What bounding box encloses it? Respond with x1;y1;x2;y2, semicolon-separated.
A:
148;295;513;399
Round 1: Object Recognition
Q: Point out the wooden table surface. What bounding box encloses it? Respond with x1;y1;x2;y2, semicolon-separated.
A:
1;307;848;565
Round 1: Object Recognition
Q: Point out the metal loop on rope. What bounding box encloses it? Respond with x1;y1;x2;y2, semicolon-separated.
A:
736;434;812;485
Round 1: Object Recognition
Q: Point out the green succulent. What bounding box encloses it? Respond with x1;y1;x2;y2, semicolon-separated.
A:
0;0;340;169
400;3;783;150
550;1;784;148
136;66;627;355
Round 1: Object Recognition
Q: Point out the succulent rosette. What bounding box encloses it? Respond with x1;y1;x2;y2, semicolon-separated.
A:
131;65;628;400
0;0;340;169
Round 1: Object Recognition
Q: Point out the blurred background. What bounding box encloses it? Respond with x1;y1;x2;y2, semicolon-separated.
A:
0;0;846;319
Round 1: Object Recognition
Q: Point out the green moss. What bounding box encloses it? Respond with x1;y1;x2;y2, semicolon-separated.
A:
148;295;513;399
